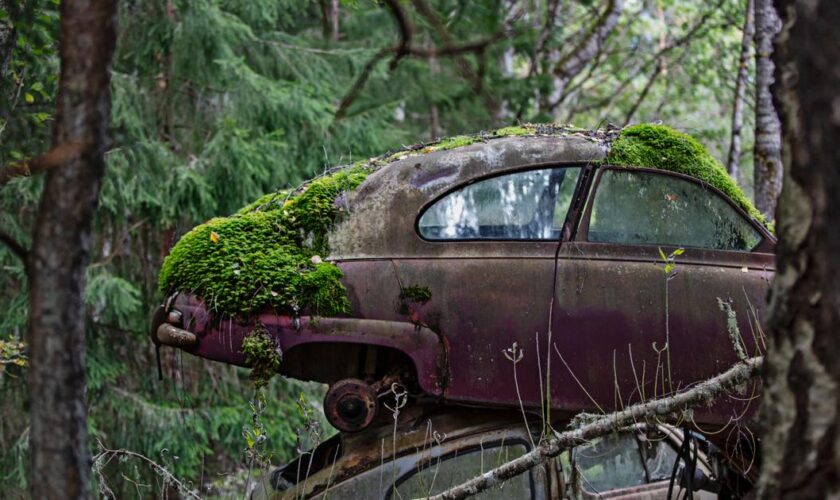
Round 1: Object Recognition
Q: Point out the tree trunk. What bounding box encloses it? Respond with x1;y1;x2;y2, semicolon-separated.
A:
753;0;783;220
726;0;755;179
0;0;17;80
759;0;840;497
27;1;117;498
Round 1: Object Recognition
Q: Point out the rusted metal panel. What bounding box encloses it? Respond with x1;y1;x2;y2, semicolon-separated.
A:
155;293;446;396
152;135;776;428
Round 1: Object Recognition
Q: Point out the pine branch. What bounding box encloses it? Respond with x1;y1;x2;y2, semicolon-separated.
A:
425;356;763;500
0;227;28;264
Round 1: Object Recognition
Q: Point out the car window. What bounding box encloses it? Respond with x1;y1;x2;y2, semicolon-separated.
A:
560;432;647;494
418;167;581;240
639;433;681;482
394;443;532;499
587;169;762;251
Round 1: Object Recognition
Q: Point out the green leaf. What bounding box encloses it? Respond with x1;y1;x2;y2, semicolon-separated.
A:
658;247;667;262
24;93;35;104
672;248;685;256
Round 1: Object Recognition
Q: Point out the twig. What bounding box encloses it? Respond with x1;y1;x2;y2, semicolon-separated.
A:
423;357;763;500
92;441;201;499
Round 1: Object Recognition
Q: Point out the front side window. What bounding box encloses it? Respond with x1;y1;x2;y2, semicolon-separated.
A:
394;443;531;499
418;167;581;240
587;169;762;251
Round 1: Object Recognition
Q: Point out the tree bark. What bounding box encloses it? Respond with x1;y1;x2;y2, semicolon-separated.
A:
0;0;17;80
726;0;755;179
759;0;840;497
753;0;783;220
27;1;117;498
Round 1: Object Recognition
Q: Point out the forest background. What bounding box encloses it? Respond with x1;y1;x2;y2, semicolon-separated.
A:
0;0;778;496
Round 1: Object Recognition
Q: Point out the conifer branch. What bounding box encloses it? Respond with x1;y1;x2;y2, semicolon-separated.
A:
0;228;28;264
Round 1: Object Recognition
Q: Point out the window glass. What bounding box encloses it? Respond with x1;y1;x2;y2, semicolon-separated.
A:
588;169;761;251
639;433;680;482
418;167;580;240
394;443;531;499
560;433;647;494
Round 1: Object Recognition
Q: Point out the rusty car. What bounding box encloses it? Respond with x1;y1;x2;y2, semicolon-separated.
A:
151;125;774;433
250;404;750;499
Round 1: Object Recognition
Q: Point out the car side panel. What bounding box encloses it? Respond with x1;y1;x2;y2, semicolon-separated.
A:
340;246;558;407
551;242;772;423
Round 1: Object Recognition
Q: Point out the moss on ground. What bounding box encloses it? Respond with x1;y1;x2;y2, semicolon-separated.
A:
160;123;765;320
606;124;766;225
159;166;369;317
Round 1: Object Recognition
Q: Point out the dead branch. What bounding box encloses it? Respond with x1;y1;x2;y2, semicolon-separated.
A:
553;0;624;79
383;0;413;66
92;441;201;499
0;141;87;188
424;356;763;500
334;1;513;121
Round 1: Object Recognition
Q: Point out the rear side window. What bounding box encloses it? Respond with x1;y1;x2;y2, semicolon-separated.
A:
587;169;761;251
418;167;581;240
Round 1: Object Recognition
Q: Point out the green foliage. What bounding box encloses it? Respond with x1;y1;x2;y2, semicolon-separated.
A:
159;166;369;318
241;325;280;388
607;125;766;225
0;0;770;494
400;285;432;304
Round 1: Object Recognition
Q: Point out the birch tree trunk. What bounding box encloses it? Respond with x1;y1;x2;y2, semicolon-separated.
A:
759;0;840;497
27;1;117;497
726;0;754;179
753;0;783;219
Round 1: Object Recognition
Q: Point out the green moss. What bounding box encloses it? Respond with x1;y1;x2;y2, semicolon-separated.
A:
434;134;479;151
241;325;280;388
400;285;432;303
492;126;531;137
159;166;370;317
606;124;766;225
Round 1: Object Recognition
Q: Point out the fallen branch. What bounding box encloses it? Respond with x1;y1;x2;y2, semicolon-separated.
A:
0;141;87;188
423;356;763;500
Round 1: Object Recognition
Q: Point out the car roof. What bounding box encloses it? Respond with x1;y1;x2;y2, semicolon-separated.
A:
329;135;607;259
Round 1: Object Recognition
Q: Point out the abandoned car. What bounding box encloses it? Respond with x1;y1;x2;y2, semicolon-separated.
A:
250;405;751;499
151;124;774;432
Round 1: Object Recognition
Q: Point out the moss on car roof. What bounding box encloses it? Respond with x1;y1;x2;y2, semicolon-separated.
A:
159;123;764;319
605;124;765;224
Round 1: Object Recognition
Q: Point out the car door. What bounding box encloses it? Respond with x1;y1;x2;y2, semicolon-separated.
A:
381;165;585;408
551;167;774;422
